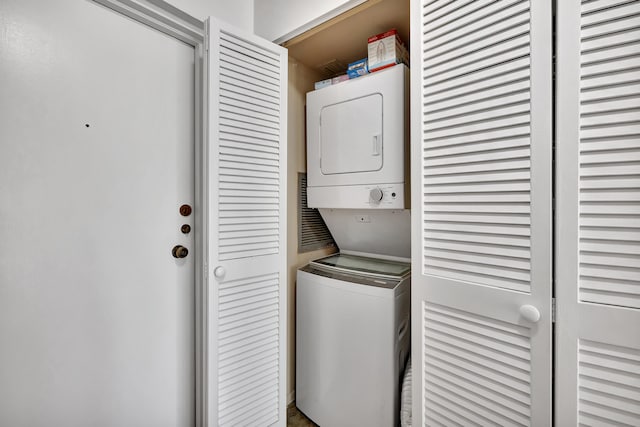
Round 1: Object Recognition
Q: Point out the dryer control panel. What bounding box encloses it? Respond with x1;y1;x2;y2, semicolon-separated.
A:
307;182;406;209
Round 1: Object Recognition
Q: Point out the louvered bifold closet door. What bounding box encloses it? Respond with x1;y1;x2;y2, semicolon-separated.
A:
206;18;287;427
556;1;640;424
410;0;552;425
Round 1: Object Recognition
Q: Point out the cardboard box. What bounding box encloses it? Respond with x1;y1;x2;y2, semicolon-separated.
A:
347;58;369;79
367;29;409;72
331;74;350;85
314;78;332;90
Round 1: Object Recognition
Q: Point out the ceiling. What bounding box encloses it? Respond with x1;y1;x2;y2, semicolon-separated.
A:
283;0;410;78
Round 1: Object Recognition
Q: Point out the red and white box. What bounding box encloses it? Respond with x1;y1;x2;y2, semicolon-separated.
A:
367;29;409;72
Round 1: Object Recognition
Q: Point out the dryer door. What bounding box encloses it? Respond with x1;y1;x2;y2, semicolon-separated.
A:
320;94;383;175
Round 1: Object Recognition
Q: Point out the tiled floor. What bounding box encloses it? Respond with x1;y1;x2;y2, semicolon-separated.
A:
287;404;318;427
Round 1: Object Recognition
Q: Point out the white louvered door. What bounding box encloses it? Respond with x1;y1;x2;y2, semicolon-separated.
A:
205;18;287;426
410;0;552;425
556;1;640;424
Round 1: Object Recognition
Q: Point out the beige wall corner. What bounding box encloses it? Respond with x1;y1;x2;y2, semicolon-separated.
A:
286;56;337;403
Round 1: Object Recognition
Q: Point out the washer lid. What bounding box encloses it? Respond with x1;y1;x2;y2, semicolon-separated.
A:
310;253;410;279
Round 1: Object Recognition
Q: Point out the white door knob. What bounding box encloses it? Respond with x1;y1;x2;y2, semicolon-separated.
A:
519;304;541;323
213;266;226;279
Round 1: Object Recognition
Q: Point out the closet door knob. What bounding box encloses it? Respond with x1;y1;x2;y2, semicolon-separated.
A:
172;245;188;259
519;305;541;323
214;266;226;279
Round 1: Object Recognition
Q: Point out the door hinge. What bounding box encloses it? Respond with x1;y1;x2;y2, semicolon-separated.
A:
552;297;556;323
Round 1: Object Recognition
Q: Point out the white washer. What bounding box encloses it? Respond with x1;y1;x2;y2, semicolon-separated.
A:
296;253;411;427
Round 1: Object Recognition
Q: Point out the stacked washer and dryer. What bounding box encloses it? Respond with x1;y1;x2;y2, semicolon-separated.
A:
296;64;411;427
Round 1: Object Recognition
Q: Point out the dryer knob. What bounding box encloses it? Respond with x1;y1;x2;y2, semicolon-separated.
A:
369;188;384;203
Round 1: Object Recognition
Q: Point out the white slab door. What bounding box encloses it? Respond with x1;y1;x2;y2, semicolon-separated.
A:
556;0;640;424
205;18;288;427
410;0;553;424
0;1;196;426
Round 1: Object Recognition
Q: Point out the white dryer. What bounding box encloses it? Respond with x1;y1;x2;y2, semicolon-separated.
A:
306;64;409;210
305;63;411;260
296;253;410;427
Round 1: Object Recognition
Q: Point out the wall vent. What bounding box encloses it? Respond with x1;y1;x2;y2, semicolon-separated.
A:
315;59;348;78
298;173;335;252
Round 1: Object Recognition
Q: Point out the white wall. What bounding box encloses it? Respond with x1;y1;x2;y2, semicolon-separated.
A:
254;0;366;42
170;0;254;31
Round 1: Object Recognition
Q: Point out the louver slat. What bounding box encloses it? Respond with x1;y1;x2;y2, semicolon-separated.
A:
219;33;279;64
421;0;533;294
424;27;531;80
424;303;533;426
581;1;640;27
424;1;530;60
217;32;281;262
578;4;640;309
423;0;523;44
220;47;280;80
424;55;530;102
217;272;281;426
220;81;279;110
578;340;640;425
